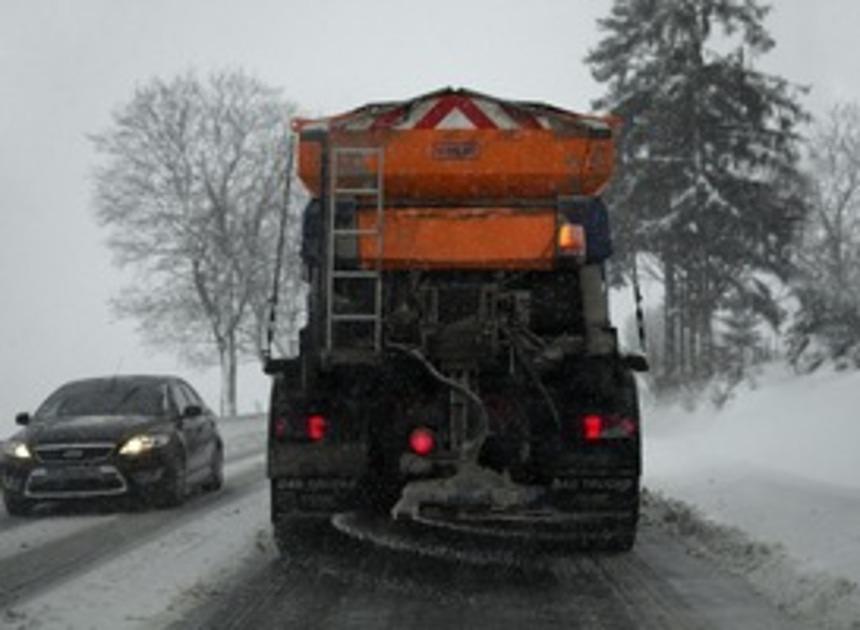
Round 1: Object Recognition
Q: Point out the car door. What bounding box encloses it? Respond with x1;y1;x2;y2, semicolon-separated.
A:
169;381;205;479
181;382;219;471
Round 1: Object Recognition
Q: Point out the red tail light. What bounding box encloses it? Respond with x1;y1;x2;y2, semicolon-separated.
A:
582;413;637;442
583;414;604;441
306;414;328;441
409;427;436;456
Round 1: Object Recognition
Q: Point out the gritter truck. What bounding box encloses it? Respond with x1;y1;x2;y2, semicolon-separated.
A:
264;88;646;551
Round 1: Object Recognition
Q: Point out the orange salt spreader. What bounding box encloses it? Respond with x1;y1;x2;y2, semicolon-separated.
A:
266;91;645;553
293;87;619;270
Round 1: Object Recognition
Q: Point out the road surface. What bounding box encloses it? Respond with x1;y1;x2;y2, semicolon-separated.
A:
0;418;809;630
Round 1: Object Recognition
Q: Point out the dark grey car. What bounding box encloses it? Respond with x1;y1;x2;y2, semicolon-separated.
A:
2;375;224;515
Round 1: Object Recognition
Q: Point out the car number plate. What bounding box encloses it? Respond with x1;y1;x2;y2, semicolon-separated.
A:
41;466;99;478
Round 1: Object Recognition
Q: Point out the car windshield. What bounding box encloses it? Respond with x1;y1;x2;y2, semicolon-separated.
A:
34;380;166;419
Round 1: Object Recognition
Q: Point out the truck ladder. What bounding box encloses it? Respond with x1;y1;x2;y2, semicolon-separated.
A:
325;147;385;361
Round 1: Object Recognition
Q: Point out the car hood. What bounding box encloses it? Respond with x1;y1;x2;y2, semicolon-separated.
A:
24;415;169;445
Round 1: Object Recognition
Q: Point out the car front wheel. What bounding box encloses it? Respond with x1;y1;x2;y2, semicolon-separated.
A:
201;445;224;493
3;490;35;517
154;459;187;509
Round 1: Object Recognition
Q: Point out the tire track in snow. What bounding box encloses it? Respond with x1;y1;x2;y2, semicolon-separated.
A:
179;513;812;630
177;517;633;630
0;450;266;609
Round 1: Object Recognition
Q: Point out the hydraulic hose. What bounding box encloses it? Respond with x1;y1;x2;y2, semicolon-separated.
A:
386;342;489;462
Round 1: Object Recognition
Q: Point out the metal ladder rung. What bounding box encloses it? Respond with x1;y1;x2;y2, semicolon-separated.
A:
333;147;379;155
331;314;379;322
333;228;380;237
332;270;380;279
326;146;385;356
334;188;380;195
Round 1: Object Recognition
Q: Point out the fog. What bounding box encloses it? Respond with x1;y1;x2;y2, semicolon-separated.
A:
1;0;858;425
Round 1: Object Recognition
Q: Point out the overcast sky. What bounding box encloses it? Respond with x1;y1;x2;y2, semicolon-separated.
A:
1;0;858;425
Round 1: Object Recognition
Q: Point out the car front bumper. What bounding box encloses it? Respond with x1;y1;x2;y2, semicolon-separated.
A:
3;448;180;500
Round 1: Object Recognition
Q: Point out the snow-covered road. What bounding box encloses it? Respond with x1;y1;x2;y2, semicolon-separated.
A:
4;378;858;629
1;415;810;630
171;506;807;630
0;417;270;628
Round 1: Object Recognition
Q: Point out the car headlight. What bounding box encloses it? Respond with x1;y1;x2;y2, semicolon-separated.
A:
3;440;33;460
118;434;171;456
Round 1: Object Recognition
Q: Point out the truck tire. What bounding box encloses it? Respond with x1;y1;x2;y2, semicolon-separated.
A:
270;481;323;556
604;486;639;552
362;462;403;515
551;477;640;551
273;513;326;557
607;523;637;552
273;515;302;556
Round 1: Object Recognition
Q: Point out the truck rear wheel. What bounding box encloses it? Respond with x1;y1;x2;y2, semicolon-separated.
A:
606;522;637;552
270;481;331;556
271;481;296;555
602;487;639;551
551;478;640;552
273;514;321;556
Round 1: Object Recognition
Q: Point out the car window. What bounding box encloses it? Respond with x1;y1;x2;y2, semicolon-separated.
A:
35;380;167;419
170;382;191;414
179;383;202;408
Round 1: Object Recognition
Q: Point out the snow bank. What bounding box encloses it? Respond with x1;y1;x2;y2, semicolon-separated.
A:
646;365;860;486
645;364;860;629
644;490;860;630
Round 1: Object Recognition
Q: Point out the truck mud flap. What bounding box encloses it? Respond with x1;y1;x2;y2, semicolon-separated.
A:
271;477;363;518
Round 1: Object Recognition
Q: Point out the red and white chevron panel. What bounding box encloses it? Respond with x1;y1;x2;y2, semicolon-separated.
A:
298;88;611;135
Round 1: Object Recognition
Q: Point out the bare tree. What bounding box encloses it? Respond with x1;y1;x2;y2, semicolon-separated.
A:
790;102;860;370
92;70;297;415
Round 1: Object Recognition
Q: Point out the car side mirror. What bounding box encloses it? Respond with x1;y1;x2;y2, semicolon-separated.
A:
622;353;649;373
15;412;30;426
182;405;203;418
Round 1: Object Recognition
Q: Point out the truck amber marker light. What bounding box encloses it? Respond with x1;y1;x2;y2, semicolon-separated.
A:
558;222;586;256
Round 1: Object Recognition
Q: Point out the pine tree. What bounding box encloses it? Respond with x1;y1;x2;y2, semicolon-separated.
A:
587;0;807;389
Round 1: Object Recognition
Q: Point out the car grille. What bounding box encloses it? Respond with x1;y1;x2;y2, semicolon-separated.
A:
35;443;115;463
26;465;128;498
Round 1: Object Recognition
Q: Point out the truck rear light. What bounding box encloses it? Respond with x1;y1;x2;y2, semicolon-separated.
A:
408;427;436;456
582;414;636;442
306;414;328;441
583;414;603;441
557;222;586;257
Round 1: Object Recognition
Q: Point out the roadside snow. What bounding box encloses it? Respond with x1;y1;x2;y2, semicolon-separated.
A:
216;414;266;460
0;416;268;629
645;364;860;629
0;514;118;563
4;455;271;630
